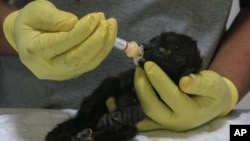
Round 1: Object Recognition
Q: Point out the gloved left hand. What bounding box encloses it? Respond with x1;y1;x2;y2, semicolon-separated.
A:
3;0;117;80
134;61;238;131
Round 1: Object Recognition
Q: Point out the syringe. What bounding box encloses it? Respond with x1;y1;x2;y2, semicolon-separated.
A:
114;37;144;65
114;37;143;58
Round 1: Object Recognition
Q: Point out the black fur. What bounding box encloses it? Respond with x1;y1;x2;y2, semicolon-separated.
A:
45;32;202;141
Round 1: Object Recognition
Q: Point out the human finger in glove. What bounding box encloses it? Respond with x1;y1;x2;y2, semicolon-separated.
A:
3;0;117;80
135;61;238;132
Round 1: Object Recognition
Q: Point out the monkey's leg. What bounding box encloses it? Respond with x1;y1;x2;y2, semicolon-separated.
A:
76;77;120;124
46;77;120;141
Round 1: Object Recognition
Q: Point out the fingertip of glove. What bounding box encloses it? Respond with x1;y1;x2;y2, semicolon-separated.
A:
219;77;239;117
179;76;193;91
107;18;118;35
135;66;146;79
62;14;78;29
134;66;151;89
96;12;105;19
144;61;155;73
3;11;20;50
107;18;117;27
27;0;55;7
87;12;105;20
107;17;117;21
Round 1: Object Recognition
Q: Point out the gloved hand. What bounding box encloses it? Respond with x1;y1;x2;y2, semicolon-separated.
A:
3;0;117;80
134;61;238;131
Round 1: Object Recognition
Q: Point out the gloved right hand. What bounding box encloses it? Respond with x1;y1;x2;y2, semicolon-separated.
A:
3;0;117;80
134;62;238;131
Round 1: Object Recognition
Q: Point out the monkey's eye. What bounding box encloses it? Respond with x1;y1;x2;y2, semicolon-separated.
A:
159;47;171;56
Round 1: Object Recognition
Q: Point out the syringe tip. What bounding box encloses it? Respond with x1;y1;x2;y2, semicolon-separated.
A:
124;41;141;58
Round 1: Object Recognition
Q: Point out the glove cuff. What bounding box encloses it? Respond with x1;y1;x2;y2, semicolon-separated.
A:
219;77;239;117
3;10;19;51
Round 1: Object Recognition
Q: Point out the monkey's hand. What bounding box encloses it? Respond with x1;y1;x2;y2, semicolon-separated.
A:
3;0;117;80
134;61;238;131
97;106;145;131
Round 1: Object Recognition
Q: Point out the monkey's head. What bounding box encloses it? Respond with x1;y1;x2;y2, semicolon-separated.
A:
139;32;202;84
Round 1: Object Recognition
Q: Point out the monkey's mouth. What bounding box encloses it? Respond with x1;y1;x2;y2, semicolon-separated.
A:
133;45;145;66
138;46;168;68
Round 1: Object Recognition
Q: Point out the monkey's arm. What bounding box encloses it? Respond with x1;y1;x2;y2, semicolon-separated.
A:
46;77;121;141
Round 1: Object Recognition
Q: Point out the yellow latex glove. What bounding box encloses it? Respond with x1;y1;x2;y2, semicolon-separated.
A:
3;0;117;80
135;61;238;132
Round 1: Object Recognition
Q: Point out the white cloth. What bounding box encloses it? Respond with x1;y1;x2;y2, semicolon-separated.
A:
0;108;249;141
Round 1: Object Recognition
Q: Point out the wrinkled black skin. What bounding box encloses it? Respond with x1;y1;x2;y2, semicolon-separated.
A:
45;32;202;141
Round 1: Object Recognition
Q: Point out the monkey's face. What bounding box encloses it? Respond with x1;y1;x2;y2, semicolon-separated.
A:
139;32;202;84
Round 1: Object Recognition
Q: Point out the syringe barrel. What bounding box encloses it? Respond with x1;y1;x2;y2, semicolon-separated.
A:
114;37;128;51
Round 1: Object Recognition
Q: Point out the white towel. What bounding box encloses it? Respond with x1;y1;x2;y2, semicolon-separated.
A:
0;108;249;141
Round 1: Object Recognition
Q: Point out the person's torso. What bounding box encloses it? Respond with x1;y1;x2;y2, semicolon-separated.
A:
0;0;232;108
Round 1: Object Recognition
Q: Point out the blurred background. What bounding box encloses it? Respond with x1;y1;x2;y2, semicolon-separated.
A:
3;0;250;109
